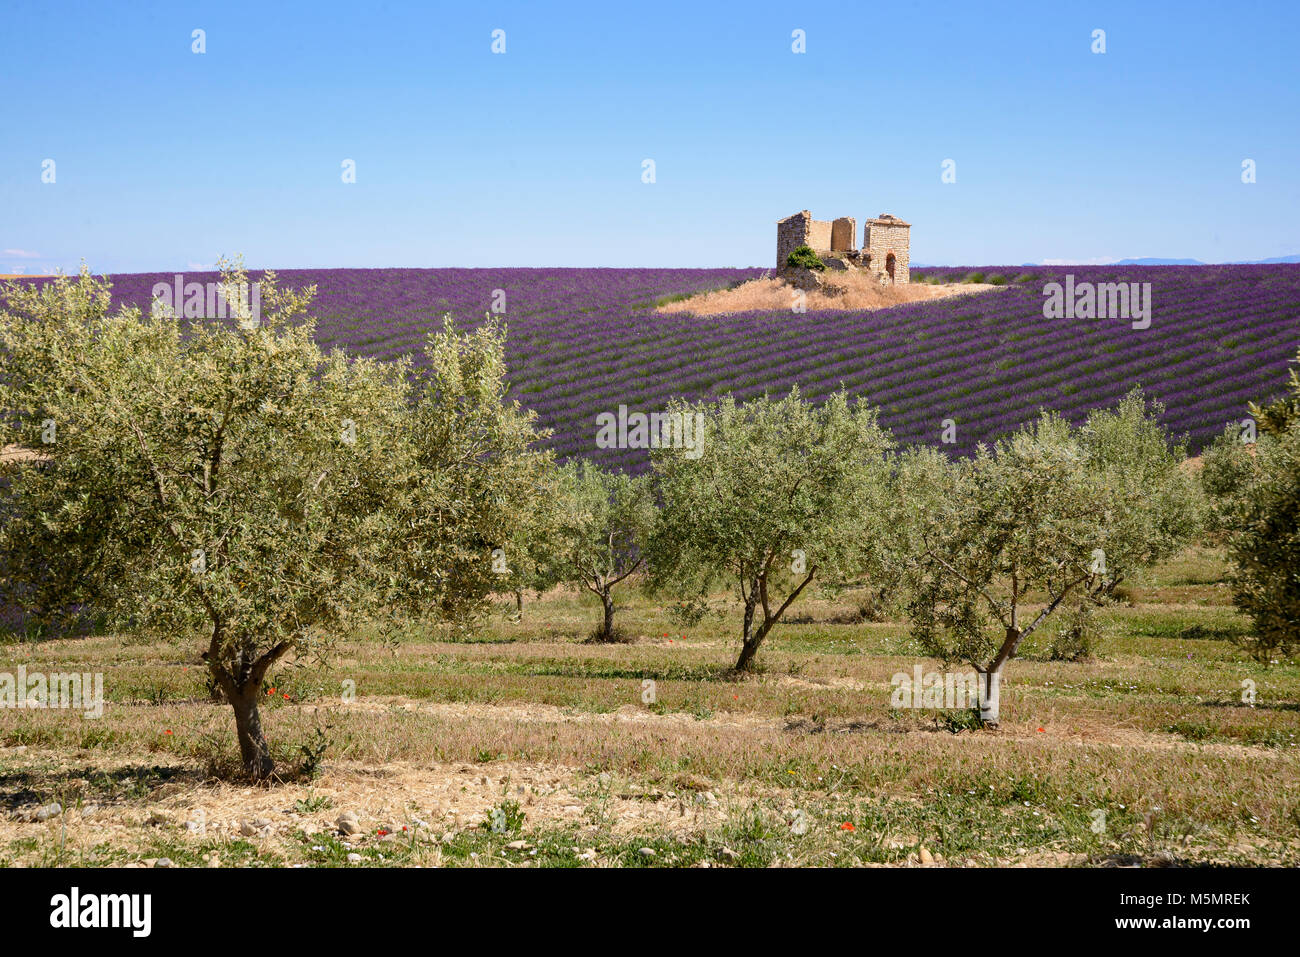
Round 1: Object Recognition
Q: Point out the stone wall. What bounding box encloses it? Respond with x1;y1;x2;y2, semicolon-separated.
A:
777;209;850;268
776;210;812;269
805;219;832;254
831;217;857;252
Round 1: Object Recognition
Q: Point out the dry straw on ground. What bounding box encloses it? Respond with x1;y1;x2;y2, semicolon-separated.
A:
657;272;1001;316
0;445;47;465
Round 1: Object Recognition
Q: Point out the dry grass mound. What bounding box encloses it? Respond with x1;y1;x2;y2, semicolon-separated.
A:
657;271;1002;316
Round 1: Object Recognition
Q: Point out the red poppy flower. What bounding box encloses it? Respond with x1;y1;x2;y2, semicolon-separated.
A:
840;822;855;831
163;730;173;735
283;693;290;700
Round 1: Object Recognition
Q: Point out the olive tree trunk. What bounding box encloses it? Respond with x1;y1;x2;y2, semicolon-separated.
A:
734;624;771;672
600;591;615;640
977;670;1002;725
207;629;292;781
228;682;274;780
977;626;1022;727
733;567;815;673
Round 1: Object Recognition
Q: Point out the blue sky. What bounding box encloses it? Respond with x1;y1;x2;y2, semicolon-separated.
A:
2;0;1297;271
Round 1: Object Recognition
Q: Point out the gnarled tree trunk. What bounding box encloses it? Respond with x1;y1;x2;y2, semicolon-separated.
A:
207;627;292;781
733;567;816;673
734;625;769;672
228;681;274;780
599;591;615;641
735;578;761;671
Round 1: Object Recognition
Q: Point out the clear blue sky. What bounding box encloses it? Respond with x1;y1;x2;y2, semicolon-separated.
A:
2;0;1297;271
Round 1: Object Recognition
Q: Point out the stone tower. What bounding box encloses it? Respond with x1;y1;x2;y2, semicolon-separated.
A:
863;214;910;285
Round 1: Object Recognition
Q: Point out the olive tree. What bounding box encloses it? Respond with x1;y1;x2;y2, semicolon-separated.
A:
547;461;656;641
1229;432;1300;659
648;388;894;672
1232;434;1300;657
1199;422;1261;538
493;465;566;622
1203;355;1300;659
901;396;1196;725
0;268;552;780
1077;390;1201;596
382;316;555;631
0;264;407;778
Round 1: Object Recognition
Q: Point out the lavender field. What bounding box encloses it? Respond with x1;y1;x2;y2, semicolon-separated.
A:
81;264;1300;470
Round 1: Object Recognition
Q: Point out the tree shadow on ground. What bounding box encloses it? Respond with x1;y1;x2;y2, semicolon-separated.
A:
0;762;203;815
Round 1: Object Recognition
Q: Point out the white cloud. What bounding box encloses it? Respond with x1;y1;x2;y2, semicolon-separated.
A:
3;248;40;258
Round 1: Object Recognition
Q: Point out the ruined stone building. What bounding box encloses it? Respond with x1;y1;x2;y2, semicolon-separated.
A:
776;210;911;284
